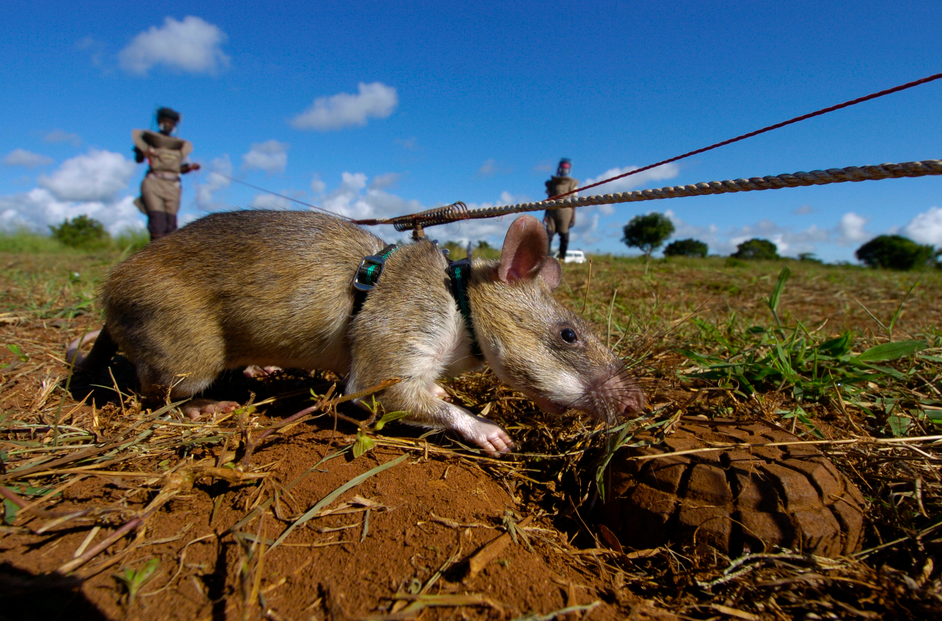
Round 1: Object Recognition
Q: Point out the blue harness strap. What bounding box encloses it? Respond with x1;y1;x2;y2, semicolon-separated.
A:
446;258;483;360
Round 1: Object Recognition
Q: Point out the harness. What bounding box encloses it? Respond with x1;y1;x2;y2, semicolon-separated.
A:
351;246;483;359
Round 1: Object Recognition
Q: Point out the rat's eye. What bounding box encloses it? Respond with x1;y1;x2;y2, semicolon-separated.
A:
561;328;578;343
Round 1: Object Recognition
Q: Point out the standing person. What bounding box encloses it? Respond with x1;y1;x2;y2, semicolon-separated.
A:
543;158;579;258
132;107;200;241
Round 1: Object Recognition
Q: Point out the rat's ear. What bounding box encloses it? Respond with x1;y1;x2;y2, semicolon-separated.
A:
498;215;561;290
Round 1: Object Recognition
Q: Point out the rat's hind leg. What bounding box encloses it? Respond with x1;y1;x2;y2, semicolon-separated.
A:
133;338;237;419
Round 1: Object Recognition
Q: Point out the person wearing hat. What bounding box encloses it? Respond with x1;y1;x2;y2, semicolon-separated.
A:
132;107;200;240
543;158;579;258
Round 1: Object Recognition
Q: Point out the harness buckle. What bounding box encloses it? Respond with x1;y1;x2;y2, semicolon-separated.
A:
352;254;388;293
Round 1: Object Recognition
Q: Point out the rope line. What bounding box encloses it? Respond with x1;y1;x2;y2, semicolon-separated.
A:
205;172;345;217
354;159;942;232
548;70;942;200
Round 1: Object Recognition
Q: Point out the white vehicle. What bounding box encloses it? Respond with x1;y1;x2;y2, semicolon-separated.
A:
563;250;586;264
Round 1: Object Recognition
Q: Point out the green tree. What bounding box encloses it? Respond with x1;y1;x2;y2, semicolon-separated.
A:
621;212;675;257
663;238;708;258
733;238;779;260
855;235;934;270
49;215;110;250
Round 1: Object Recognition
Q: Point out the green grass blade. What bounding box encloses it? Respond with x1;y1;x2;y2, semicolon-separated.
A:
767;267;790;327
855;340;927;363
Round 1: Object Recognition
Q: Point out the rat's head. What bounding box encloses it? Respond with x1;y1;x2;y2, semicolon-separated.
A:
468;215;645;424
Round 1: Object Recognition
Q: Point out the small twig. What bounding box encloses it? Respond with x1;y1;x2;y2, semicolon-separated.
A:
241;379;400;466
0;485;28;509
465;516;533;581
58;515;147;574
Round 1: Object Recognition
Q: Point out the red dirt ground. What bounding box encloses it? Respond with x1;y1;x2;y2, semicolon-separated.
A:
2;253;941;620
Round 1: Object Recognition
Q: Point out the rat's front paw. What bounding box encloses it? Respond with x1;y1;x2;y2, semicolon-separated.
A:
469;420;514;456
243;365;281;378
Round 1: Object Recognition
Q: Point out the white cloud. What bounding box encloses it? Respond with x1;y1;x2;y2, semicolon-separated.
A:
196;156;232;205
498;191;528;206
118;16;230;75
834;212;870;246
581;163;680;195
0;189;143;236
340;172;367;192
478;159;500;177
76;36;107;67
597;203;616;216
290;82;398;131
241;140;288;174
320;171;420;223
369;172;401;190
569;213;602;247
37;149;136;202
396;137;419;151
792;204;816;215
900;206;942;246
44;129;81;146
4;149;54;168
310;174;326;195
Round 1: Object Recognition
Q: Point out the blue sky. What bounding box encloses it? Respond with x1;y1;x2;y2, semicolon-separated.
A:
2;1;940;262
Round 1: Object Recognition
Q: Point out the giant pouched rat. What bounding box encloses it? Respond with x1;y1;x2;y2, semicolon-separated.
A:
67;210;645;453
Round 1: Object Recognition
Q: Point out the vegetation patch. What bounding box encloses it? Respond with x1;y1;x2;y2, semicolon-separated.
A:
1;244;940;619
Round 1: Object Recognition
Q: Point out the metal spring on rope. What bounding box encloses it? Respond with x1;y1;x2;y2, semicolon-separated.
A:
391;201;470;232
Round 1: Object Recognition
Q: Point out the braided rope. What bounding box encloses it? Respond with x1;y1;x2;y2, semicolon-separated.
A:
357;159;942;231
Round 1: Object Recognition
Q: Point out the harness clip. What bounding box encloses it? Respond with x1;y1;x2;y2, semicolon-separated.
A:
353;254;388;293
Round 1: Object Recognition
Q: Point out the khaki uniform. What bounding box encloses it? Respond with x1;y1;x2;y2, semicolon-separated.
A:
543;176;579;256
132;130;193;240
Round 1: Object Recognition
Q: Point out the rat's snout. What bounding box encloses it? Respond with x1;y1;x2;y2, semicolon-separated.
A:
576;363;647;425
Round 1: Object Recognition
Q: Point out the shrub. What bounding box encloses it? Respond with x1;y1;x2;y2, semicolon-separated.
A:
664;238;708;258
733;238;779;260
49;215;110;250
855;235;935;271
622;212;675;257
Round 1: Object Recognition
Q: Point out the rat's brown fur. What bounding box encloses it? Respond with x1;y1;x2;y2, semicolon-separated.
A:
71;210;644;453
